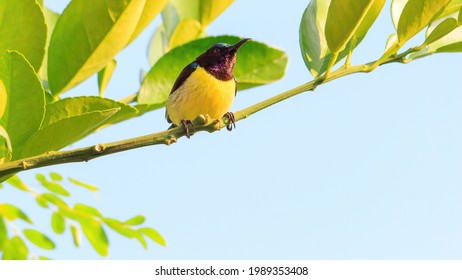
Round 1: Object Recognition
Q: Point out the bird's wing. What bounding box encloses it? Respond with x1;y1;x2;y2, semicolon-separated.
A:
170;61;198;94
166;62;199;124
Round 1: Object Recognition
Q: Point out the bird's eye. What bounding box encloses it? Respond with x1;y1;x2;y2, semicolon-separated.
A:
213;48;220;54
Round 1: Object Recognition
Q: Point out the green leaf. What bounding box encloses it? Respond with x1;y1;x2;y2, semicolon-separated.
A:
38;5;60;83
103;217;137;238
459;5;462;22
169;19;203;49
16;108;118;159
425;17;459;44
80;218;109;256
0;51;45;153
23;229;55;250
391;0;409;29
74;204;103;218
6;176;31;192
51;212;66;234
139;36;288;106
300;0;384;76
139;227;166;246
39;256;51;260
428;24;462;53
68;178;99;192
2;236;28;260
0;124;12;164
0;218;7;249
325;0;377;53
125;215;145;226
43;96;138;127
397;0;452;44
49;172;63;181
148;25;169;65
48;0;146;94
0;0;47;71
0;204;32;224
199;0;234;26
36;174;70;196
35;196;49;209
97;60;117;97
126;0;168;45
0;80;6;119
41;193;68;208
70;224;80;247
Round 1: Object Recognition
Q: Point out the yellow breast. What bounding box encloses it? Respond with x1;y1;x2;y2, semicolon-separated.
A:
166;67;236;126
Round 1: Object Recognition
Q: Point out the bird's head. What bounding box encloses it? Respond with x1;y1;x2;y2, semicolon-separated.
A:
196;38;250;80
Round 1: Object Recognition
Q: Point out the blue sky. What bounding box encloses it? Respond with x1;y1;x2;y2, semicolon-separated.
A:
3;0;462;259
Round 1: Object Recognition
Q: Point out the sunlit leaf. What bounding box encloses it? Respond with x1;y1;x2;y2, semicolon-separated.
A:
68;178;99;192
80;218;109;256
97;60;117;97
428;25;462;52
148;25;169;65
169;19;203;49
48;0;146;94
0;204;32;224
36;174;70;196
49;172;63;181
1;236;28;260
0;80;6;119
0;125;12;164
139;36;288;107
397;0;452;44
127;0;168;44
0;218;7;249
74;204;103;218
40;193;68;208
38;5;60;83
51;212;66;234
391;0;410;29
125;215;145;226
6;176;31;192
23;229;55;250
103;217;137;238
325;0;377;53
0;51;45;153
139;227;166;246
70;225;80;247
425;17;459;44
199;0;234;26
0;0;47;71
17;108;118;159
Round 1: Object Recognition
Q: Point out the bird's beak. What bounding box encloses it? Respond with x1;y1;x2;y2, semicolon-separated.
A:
228;38;251;53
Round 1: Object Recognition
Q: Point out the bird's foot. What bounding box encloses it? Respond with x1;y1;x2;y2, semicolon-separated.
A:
180;120;194;138
223;112;236;131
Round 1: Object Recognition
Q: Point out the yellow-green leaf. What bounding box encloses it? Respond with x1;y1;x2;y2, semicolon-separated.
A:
74;204;102;218
80;218;109;256
38;5;60;83
23;229;55;250
68;178;99;192
0;218;7;249
148;25;169;65
0;0;47;71
70;224;80;247
6;176;30;192
397;0;452;44
199;0;234;26
51;212;66;234
103;217;137;238
125;215;145;226
0;80;6;119
425;17;459;44
169;19;203;49
0;51;45;154
325;0;376;53
428;24;462;53
139;227;166;246
127;0;167;44
0;125;12;164
391;0;409;29
48;0;146;94
97;60;117;97
36;174;70;196
49;172;63;181
0;204;32;224
2;236;28;260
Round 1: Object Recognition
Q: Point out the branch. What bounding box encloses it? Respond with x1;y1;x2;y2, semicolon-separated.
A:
0;47;425;177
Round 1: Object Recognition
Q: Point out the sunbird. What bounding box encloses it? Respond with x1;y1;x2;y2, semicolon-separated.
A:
166;38;251;138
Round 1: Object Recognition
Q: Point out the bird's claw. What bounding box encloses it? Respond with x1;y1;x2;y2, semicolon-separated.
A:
224;112;236;131
180;120;194;138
